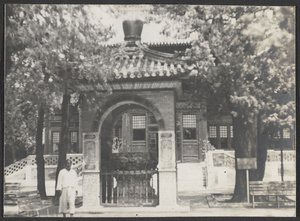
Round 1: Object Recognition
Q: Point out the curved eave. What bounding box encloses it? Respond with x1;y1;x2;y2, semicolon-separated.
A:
99;40;196;81
99;40;192;48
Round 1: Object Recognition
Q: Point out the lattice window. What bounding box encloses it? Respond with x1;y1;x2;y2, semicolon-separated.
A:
209;126;217;138
132;115;146;141
113;117;122;140
132;115;145;129
208;125;233;149
113;128;122;139
283;128;291;139
183;114;196;140
70;132;78;143
118;128;122;139
274;131;281;139
183;115;196;128
52;132;60;143
220;126;227;138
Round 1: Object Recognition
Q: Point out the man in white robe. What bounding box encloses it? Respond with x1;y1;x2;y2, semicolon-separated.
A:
56;159;78;217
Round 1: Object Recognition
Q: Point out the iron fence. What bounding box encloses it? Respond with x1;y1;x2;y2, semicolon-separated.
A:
101;169;158;206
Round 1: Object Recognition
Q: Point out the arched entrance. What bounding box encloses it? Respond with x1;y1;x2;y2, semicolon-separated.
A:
97;98;165;207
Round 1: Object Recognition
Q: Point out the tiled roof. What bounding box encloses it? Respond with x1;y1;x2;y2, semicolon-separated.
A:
101;40;192;48
144;40;192;47
111;55;190;79
108;42;195;80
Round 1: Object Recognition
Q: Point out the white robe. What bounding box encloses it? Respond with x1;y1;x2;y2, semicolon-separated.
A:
56;169;78;214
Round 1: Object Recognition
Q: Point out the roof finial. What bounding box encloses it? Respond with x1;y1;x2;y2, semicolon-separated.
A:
123;19;143;42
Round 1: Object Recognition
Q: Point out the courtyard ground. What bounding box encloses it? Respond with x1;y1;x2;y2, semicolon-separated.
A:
4;189;296;217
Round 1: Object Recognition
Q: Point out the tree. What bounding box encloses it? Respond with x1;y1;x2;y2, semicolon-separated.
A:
5;4;115;199
151;5;295;201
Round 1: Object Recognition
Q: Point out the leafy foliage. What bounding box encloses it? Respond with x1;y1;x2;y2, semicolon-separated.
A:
5;5;117;197
152;6;295;128
5;5;116;159
151;5;295;201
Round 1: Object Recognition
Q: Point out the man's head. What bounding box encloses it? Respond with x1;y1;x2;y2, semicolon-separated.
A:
65;159;72;171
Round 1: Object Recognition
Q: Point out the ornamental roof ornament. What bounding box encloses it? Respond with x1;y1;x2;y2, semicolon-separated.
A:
123;20;143;42
105;19;197;80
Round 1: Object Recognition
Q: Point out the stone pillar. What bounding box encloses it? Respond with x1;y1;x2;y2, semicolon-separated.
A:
81;133;102;208
157;131;179;208
25;157;33;183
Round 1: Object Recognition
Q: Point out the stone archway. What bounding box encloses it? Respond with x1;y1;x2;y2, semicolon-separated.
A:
94;94;166;132
96;95;167;207
82;94;179;209
81;94;165;208
98;103;161;206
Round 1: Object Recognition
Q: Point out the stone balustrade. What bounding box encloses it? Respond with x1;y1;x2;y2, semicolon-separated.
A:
205;149;296;190
5;154;83;177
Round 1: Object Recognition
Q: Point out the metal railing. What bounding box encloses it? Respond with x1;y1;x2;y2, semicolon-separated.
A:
101;169;158;207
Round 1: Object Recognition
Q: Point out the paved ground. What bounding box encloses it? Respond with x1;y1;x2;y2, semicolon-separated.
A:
4;190;296;217
44;191;296;217
70;208;296;217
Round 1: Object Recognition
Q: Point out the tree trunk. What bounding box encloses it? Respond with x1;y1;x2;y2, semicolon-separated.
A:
252;113;268;181
36;106;47;199
54;90;70;199
230;109;258;202
10;145;17;164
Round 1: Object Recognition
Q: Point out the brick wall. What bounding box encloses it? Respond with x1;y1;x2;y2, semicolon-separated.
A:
135;90;175;131
81;90;175;133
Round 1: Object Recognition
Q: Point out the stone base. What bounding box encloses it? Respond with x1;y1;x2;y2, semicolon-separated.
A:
82;171;101;207
158;169;177;205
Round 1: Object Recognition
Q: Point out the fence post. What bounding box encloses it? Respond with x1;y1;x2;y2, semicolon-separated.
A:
25;156;33;182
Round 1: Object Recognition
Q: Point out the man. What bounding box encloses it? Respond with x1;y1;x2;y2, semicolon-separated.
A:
56;159;78;217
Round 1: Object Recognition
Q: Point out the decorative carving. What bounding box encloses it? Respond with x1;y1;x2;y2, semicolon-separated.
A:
84;141;96;170
159;131;175;170
112;137;122;153
108;152;157;171
83;133;99;171
161;140;172;162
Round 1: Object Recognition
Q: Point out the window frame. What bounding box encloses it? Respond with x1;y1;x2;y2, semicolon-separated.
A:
70;131;78;143
51;131;60;153
179;111;200;162
182;114;197;141
131;114;146;142
268;127;295;150
112;117;123;140
208;124;233;149
70;131;78;153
